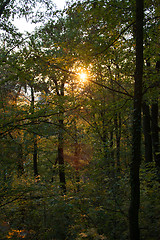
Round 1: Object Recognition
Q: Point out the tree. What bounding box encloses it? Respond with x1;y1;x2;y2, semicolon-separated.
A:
0;1;159;239
129;0;144;239
55;76;67;194
30;86;39;177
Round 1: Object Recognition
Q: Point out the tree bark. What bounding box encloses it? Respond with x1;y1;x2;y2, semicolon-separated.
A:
129;0;144;239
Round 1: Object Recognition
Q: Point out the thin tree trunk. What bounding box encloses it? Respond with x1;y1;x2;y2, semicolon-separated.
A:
114;113;121;171
151;100;160;178
33;134;38;177
74;136;80;192
142;101;153;163
129;0;144;239
57;82;66;194
142;59;153;163
110;130;114;164
151;60;160;178
71;81;80;192
58;119;66;194
31;86;39;177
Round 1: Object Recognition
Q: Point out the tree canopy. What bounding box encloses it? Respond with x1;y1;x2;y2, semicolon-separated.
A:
0;0;159;239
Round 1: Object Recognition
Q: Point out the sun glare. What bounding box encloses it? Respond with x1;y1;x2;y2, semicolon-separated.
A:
78;72;88;82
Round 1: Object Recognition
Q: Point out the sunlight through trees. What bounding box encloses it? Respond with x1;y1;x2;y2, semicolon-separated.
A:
0;0;159;239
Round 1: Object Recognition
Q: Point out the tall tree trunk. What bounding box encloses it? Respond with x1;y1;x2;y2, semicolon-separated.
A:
142;101;153;163
31;86;38;177
74;128;80;192
33;135;38;177
151;60;160;178
57;82;66;194
71;81;80;191
114;113;121;171
110;130;114;165
129;0;144;239
151;100;160;178
58;118;66;194
142;60;153;163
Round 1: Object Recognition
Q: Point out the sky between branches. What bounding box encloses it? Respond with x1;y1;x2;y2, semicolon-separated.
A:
14;0;67;33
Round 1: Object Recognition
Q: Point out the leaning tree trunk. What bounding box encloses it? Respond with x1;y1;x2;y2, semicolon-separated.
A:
129;0;144;239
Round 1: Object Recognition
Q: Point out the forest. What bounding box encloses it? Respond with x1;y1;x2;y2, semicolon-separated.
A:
0;0;159;239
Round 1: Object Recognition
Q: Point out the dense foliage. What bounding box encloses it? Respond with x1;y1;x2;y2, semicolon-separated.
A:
0;0;159;239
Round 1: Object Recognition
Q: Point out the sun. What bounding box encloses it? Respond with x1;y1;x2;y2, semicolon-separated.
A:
78;71;88;82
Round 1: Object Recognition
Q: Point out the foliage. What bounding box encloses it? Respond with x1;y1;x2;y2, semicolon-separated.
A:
0;0;159;239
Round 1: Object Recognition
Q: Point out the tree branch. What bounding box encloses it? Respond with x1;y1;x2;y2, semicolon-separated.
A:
88;78;133;98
